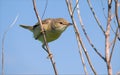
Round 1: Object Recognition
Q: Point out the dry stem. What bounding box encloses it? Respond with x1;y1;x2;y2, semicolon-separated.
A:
41;0;48;19
109;27;119;62
115;0;120;28
66;0;97;74
2;14;19;75
105;0;112;75
32;0;58;75
75;1;88;75
76;0;106;62
87;0;105;35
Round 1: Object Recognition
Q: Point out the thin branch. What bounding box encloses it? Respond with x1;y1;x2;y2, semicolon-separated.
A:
109;27;119;62
100;0;120;41
111;19;117;34
79;50;88;75
100;0;107;19
32;0;58;75
76;0;106;62
115;0;120;41
32;0;49;53
41;0;48;19
109;0;120;62
72;0;79;16
87;0;105;35
79;47;88;75
110;14;120;41
115;0;120;29
67;1;88;74
2;14;19;75
105;0;112;75
66;0;97;75
75;1;88;75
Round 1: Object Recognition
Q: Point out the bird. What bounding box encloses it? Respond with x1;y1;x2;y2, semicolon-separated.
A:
20;18;72;52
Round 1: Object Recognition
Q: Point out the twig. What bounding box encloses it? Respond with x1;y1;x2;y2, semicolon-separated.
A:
115;0;120;41
100;0;107;19
72;0;79;16
79;48;88;75
110;15;120;41
105;0;112;75
76;0;106;62
41;0;48;19
66;0;97;75
109;0;120;61
100;0;119;40
115;0;120;29
100;0;120;41
87;0;105;35
2;14;19;75
109;27;119;62
75;1;88;75
32;0;58;75
66;1;88;74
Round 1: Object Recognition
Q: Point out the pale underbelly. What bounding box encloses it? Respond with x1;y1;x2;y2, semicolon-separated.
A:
37;31;62;43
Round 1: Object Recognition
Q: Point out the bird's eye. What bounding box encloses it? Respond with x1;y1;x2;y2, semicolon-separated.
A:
59;22;63;24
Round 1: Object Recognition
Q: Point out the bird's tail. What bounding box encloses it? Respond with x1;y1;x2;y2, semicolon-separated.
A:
20;25;33;32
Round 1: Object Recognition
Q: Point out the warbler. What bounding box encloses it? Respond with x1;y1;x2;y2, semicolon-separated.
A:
20;18;72;51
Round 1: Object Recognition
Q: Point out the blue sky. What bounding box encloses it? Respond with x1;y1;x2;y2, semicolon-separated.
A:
0;0;120;74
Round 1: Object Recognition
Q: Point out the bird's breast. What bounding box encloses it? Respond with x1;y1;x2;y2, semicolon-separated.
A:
36;30;62;43
45;31;62;42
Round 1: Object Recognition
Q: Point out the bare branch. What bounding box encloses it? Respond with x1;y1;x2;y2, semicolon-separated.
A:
100;0;120;41
115;0;120;31
109;27;119;62
100;0;107;19
87;0;105;35
72;0;79;16
32;0;58;75
32;0;49;54
79;48;88;75
41;0;48;19
2;14;19;75
66;0;97;75
75;1;88;75
110;14;120;41
66;1;88;74
76;0;106;62
105;0;112;75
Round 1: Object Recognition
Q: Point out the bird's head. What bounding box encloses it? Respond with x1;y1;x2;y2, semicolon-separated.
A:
53;18;72;32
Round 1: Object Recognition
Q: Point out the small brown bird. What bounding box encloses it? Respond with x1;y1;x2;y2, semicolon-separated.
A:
20;18;72;51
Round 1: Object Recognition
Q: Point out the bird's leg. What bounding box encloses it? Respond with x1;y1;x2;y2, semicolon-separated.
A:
41;29;48;53
42;43;53;59
42;43;49;53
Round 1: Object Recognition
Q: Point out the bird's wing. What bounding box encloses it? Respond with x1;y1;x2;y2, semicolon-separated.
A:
33;18;53;40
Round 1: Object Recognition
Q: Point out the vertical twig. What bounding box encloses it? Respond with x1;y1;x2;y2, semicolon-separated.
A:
100;0;107;19
109;0;120;62
115;0;120;41
100;0;120;41
41;0;48;19
76;0;106;62
109;27;119;62
2;14;19;75
66;0;97;75
32;0;58;75
115;0;120;29
105;0;112;75
87;0;105;35
75;1;88;75
79;48;88;75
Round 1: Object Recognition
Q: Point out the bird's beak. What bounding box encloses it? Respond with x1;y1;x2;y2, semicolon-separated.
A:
68;23;73;26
